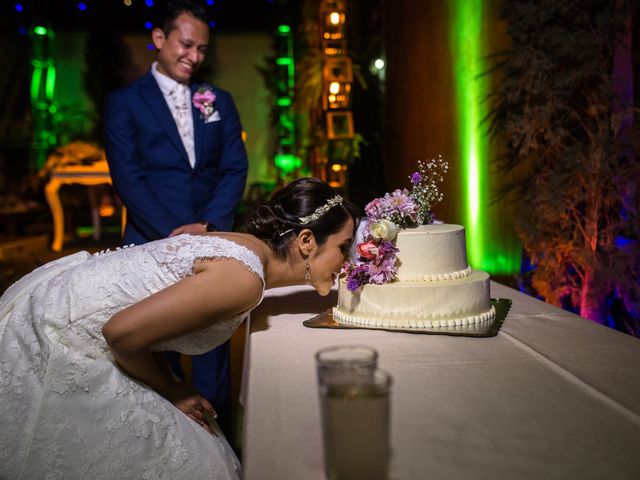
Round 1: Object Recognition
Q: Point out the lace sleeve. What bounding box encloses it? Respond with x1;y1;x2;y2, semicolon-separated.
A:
142;234;265;284
146;234;265;354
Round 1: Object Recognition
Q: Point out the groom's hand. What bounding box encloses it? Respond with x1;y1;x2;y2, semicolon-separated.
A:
169;223;207;237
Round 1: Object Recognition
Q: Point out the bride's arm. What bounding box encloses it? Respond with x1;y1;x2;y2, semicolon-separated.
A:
102;260;262;410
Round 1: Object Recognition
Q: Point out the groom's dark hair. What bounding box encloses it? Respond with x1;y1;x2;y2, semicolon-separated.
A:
157;0;209;34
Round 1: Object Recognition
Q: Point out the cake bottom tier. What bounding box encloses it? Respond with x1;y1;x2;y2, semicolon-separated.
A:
334;270;495;329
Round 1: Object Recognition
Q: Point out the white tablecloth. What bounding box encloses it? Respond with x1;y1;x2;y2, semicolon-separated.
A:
242;282;640;479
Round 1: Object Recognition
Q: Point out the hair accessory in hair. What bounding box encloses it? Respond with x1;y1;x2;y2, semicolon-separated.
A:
279;228;295;237
299;195;343;225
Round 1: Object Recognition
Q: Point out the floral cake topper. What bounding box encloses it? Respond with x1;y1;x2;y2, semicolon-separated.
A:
192;85;216;121
343;155;449;291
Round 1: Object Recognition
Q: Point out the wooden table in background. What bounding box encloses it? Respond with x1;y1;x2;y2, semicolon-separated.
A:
44;161;125;251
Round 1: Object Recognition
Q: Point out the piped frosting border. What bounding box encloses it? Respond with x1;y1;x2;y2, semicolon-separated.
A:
333;305;496;330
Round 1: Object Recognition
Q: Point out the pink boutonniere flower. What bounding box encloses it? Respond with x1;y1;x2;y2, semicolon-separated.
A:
192;85;216;121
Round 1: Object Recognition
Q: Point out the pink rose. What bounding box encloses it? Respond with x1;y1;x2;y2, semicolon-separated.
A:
357;241;379;260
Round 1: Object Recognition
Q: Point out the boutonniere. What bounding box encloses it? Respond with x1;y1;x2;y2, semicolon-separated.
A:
192;85;216;121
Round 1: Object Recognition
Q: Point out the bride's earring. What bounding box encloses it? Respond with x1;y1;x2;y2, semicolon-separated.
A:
304;256;311;281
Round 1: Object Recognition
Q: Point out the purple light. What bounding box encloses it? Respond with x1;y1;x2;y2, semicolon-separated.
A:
146;43;155;51
15;3;24;12
77;2;86;11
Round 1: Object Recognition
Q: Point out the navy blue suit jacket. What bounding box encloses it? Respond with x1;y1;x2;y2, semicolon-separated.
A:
104;71;248;245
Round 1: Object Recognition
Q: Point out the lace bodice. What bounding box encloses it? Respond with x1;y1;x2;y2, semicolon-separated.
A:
35;234;264;358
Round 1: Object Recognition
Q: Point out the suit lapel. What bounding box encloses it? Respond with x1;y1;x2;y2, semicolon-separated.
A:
191;83;204;170
140;72;190;164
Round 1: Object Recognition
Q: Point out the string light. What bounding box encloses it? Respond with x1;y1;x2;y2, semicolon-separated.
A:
77;2;87;11
124;0;132;6
15;3;24;12
144;21;152;29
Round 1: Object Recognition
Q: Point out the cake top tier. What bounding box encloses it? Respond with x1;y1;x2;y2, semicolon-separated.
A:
395;224;470;281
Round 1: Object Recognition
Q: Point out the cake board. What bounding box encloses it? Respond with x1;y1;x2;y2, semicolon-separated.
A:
303;298;511;338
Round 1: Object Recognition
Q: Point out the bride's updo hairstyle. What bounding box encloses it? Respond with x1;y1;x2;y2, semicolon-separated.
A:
246;178;358;258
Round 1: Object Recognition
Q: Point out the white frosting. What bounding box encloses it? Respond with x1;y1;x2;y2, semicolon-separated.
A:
335;224;495;330
394;224;469;281
333;305;495;329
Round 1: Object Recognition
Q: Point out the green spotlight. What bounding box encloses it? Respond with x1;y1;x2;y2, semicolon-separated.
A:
34;26;48;35
30;66;43;102
450;0;487;269
275;153;301;173
275;57;293;66
276;97;292;107
449;0;520;274
278;25;290;34
45;64;56;101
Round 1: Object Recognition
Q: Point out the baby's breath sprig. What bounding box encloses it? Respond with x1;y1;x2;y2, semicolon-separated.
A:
410;154;449;225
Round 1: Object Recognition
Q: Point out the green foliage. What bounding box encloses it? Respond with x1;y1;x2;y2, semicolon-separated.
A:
489;0;639;333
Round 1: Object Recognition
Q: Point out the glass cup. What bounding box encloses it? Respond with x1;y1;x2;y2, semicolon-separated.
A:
315;345;378;386
319;369;392;480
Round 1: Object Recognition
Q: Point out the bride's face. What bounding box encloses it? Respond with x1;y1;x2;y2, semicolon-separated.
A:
309;218;354;296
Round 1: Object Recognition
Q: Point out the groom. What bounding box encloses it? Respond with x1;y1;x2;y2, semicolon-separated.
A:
103;0;247;434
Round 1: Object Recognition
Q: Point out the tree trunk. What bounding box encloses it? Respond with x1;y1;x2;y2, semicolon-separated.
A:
579;268;606;324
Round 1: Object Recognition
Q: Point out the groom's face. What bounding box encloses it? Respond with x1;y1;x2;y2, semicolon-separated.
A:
152;12;209;84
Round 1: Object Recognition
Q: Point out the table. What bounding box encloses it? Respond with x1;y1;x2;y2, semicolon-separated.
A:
242;282;640;479
44;161;125;251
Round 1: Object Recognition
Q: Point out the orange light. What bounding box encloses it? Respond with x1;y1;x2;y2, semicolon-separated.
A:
330;12;341;25
329;82;340;94
99;205;115;217
331;163;343;172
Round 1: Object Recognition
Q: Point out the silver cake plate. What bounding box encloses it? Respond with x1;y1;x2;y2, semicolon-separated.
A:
303;298;511;338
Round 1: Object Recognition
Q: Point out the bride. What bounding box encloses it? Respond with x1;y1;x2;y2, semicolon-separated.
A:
0;177;357;479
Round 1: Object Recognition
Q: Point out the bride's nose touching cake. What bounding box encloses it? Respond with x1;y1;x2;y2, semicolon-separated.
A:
334;157;495;329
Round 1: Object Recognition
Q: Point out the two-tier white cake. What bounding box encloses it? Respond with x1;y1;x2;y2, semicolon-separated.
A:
333;224;495;329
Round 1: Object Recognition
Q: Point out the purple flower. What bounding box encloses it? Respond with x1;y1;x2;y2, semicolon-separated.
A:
364;198;384;221
368;258;397;284
344;263;371;292
377;240;399;259
410;172;421;185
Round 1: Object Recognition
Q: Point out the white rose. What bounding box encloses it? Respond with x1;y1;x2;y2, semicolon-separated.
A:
369;219;399;241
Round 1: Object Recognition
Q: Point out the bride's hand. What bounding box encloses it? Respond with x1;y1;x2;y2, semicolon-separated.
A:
166;383;217;433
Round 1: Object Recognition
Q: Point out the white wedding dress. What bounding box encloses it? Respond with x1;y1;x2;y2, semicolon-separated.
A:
0;234;264;479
